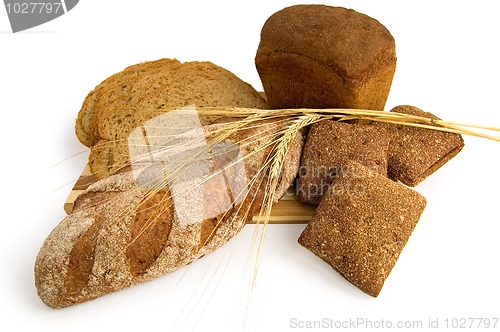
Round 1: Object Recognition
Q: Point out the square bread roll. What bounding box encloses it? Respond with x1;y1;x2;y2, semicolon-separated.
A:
298;161;426;297
297;121;391;205
376;105;465;186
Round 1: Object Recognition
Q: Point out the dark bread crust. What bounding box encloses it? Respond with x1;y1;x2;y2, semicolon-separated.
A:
126;190;174;276
375;105;465;186
297;121;391;205
256;5;396;110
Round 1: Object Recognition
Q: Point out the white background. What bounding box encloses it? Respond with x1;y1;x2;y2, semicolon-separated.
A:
1;1;499;331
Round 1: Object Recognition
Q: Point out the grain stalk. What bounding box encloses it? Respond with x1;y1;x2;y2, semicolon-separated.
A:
78;106;499;330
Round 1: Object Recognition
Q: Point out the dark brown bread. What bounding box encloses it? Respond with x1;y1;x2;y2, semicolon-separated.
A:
298;161;426;297
375;105;465;186
255;5;396;110
297;121;391;205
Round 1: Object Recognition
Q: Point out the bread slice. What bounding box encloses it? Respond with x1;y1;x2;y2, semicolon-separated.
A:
255;5;396;110
82;60;267;178
97;61;267;141
75;59;266;147
75;58;181;147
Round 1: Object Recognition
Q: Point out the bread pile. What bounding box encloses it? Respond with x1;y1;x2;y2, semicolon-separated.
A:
35;4;465;307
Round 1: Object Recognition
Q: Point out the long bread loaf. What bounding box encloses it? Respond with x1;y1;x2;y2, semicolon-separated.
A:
36;118;303;308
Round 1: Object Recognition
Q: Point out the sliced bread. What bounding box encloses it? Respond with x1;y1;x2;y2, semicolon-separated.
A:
75;59;266;147
76;58;181;147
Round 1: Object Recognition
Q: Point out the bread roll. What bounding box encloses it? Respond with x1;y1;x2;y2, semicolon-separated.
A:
374;105;465;186
298;161;426;297
255;5;396;110
297;121;391;205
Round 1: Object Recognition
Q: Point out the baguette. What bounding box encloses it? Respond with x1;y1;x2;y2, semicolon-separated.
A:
36;118;303;308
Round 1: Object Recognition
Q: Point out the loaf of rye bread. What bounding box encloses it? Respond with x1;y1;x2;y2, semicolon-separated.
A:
255;5;396;110
35;118;303;308
76;58;267;148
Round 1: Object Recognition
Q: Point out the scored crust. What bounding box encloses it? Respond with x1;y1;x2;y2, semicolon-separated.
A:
36;117;304;308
